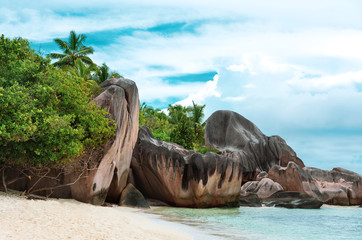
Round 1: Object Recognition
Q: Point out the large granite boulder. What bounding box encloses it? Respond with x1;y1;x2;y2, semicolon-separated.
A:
71;78;139;204
262;191;323;209
204;110;304;183
131;126;242;208
269;162;362;205
240;178;283;199
2;78;139;205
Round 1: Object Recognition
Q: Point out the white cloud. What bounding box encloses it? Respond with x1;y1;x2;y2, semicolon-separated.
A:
2;1;362;173
137;78;205;102
223;96;246;102
227;64;247;73
175;74;221;106
288;71;362;91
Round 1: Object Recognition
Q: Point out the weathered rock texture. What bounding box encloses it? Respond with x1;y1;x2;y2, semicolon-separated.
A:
240;178;283;199
269;162;362;205
75;78;139;204
131;126;242;208
262;191;323;209
239;193;262;207
204;110;304;183
119;183;150;208
2;78;139;205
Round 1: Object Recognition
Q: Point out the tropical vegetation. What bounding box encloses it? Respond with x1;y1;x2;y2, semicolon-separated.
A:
0;30;214;169
0;34;116;167
48;30;94;67
139;101;213;152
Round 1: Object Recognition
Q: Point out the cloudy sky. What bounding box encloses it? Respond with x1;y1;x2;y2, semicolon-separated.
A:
2;0;362;174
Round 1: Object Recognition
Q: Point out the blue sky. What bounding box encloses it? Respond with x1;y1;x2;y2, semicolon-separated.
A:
1;0;362;174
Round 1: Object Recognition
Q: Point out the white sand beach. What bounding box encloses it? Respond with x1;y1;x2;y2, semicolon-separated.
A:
0;191;191;240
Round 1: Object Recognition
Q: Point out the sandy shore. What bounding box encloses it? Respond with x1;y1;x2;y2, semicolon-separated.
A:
0;191;191;240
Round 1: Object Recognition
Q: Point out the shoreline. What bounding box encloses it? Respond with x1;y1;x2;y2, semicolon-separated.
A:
0;190;191;240
142;208;224;240
142;204;362;240
1;190;360;240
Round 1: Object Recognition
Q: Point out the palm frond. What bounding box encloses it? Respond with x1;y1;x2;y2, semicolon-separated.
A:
77;46;94;56
88;63;98;72
78;34;86;47
61;65;77;76
54;38;70;52
51;30;95;69
69;30;77;51
79;56;94;65
110;72;122;78
52;55;73;67
47;53;66;59
86;79;98;87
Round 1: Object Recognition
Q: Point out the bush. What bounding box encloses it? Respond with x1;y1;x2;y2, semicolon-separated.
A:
0;35;116;167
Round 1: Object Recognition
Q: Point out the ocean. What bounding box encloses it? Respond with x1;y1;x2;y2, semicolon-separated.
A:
145;205;362;240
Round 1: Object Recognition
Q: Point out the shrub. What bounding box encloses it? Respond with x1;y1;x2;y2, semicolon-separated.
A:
0;35;116;167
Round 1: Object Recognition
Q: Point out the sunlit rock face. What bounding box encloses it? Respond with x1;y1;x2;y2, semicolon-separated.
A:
268;162;362;205
240;178;283;199
131;126;242;208
204;110;304;183
71;78;139;204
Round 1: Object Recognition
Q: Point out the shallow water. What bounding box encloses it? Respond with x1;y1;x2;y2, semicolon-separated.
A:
146;205;362;240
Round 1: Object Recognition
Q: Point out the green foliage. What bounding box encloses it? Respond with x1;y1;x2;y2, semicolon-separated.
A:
92;63;123;84
198;147;220;155
0;35;49;87
168;104;195;149
48;30;94;67
187;101;206;148
0;35;116;167
139;103;172;142
139;101;207;151
169;113;195;149
63;59;101;95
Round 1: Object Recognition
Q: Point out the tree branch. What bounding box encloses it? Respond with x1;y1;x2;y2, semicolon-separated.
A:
1;168;7;193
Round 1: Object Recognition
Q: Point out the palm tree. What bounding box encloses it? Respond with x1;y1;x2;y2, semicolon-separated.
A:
63;59;98;88
168;105;188;125
92;63;123;84
187;101;206;147
48;30;94;67
187;101;206;130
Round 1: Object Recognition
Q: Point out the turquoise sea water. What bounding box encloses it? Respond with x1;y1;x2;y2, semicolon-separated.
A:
147;206;362;240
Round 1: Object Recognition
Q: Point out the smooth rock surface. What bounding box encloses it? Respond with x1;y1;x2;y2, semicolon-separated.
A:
240;178;283;199
269;162;362;205
262;191;323;209
256;171;268;181
71;78;139;204
204;110;304;183
131;126;242;208
239;193;262;207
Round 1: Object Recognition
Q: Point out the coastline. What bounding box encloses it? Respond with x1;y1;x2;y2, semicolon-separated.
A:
143;204;362;240
142;208;224;240
0;191;191;240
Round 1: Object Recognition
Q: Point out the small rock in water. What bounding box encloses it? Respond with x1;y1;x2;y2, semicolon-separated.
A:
239;193;262;207
262;191;323;209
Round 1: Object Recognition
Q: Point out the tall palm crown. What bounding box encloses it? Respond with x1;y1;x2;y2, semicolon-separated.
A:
92;63;122;84
168;105;188;125
48;30;94;67
188;100;205;127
